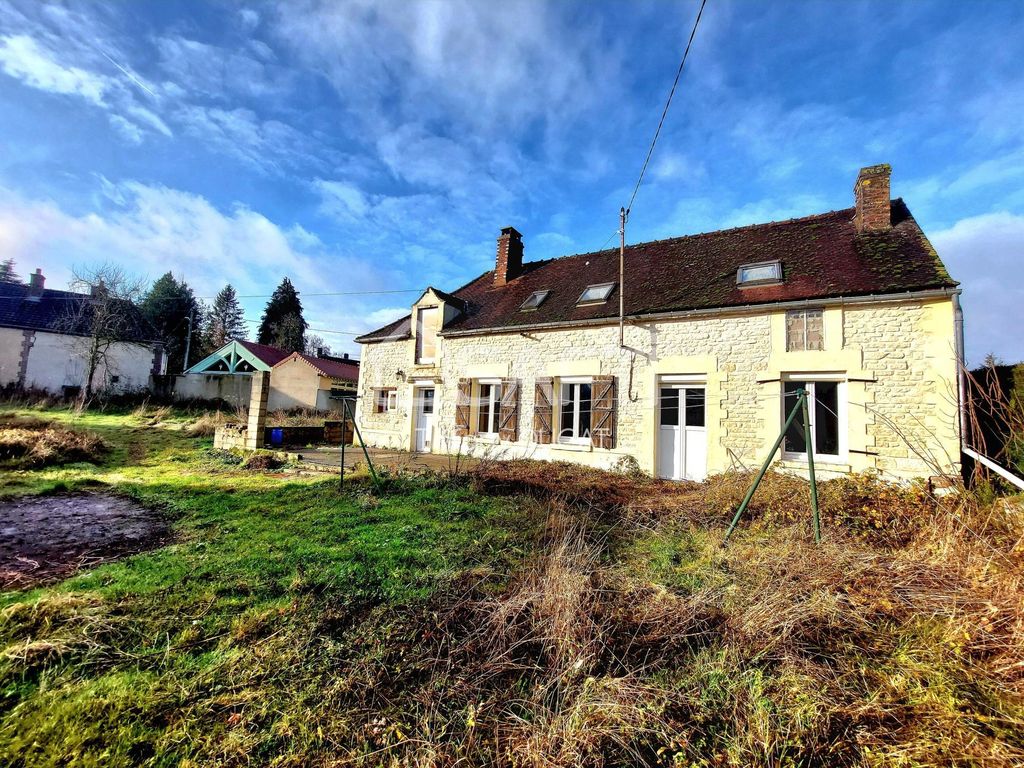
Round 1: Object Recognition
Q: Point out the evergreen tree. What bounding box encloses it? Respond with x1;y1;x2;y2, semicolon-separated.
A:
257;277;307;352
0;258;19;283
141;272;205;373
206;284;247;349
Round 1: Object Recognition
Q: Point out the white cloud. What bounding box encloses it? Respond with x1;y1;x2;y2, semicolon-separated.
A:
272;0;620;138
931;211;1024;366
0;33;109;104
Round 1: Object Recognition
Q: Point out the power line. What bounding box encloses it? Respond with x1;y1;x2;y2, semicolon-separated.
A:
0;287;426;302
624;0;708;216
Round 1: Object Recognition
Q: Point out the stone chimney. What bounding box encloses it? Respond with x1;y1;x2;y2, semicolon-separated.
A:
27;268;45;299
854;164;892;233
494;226;523;286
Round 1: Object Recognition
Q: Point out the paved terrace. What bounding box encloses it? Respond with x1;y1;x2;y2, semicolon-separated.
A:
285;446;478;474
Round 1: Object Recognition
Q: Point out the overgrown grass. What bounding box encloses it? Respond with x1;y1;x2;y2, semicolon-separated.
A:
0;413;109;469
1;407;1022;766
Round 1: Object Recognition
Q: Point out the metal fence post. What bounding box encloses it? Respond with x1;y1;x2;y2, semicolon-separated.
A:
801;390;821;543
723;389;805;544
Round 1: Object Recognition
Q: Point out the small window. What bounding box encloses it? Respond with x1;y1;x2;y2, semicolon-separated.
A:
415;306;438;364
520;290;550;311
375;388;397;413
558;379;592;443
476;381;503;435
737;261;782;286
576;282;616;305
782;380;843;461
786;309;824;351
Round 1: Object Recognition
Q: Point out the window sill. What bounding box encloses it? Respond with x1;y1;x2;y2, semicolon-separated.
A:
470;433;500;445
552;441;592;453
779;458;850;472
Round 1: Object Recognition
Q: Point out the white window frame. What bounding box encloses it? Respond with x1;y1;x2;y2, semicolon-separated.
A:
786;309;824;352
557;376;593;445
576;283;616;305
375;388;398;413
780;375;847;464
415;306;438;364
736;260;782;286
475;378;503;436
520;290;550;311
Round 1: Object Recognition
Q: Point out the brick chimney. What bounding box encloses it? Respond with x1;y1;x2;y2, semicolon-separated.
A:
27;268;45;299
494;226;523;286
854;164;892;233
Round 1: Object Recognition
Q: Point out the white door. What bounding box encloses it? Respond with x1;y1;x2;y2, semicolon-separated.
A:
414;387;435;452
657;385;707;481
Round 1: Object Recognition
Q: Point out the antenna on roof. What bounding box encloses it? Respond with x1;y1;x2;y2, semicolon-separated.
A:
616;0;707;349
619;207;627;347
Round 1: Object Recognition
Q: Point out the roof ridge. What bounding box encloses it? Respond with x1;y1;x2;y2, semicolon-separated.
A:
515;206;858;269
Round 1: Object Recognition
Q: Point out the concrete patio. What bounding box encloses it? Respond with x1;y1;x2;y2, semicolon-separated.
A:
286;445;478;474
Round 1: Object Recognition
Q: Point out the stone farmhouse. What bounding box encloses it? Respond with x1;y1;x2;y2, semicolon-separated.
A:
177;338;359;411
354;165;962;482
0;269;166;396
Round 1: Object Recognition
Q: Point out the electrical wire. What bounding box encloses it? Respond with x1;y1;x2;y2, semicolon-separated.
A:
623;0;708;216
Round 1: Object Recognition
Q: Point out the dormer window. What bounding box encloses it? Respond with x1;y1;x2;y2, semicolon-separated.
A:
520;290;550;311
577;282;616;305
737;260;782;286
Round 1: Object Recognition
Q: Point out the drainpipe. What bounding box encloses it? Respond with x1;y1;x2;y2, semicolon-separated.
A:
953;290;966;450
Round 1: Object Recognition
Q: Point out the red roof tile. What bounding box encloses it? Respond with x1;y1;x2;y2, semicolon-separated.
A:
357;200;955;342
236;339;292;367
274;351;360;382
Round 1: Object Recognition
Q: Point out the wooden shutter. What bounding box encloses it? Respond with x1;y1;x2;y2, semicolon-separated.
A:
498;378;519;442
591;375;616;449
455;378;472;437
533;377;554;444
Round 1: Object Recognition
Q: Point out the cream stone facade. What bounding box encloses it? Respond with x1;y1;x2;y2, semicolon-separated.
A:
356;293;961;482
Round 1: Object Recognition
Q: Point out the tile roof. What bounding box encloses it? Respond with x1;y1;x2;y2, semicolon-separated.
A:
0;281;158;342
276;351;360;381
236;339;292;367
356;200;956;342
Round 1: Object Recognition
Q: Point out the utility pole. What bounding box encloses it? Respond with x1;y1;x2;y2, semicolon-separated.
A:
183;309;194;373
618;206;627;348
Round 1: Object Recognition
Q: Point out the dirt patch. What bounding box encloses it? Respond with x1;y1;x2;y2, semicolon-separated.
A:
0;493;171;589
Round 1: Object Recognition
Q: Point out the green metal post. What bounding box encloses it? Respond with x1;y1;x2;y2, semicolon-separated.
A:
723;389;806;544
340;400;350;489
801;390;822;543
344;398;381;490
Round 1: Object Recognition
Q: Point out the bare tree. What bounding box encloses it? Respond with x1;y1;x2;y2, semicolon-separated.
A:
59;263;149;401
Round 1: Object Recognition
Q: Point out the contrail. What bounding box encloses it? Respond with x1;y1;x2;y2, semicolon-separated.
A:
98;47;157;98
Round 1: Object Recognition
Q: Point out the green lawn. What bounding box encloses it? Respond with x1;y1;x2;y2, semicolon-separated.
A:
1;405;1022;767
0;406;538;767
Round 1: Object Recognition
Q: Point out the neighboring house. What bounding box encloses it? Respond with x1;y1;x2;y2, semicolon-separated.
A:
355;165;963;482
0;269;165;396
177;338;359;411
269;351;360;411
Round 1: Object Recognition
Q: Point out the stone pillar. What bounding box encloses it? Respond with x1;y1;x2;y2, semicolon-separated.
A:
245;371;269;449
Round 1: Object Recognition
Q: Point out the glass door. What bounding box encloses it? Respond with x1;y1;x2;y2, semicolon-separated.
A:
657;384;707;481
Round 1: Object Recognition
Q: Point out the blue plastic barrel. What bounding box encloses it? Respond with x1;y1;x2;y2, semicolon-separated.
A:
269;428;284;446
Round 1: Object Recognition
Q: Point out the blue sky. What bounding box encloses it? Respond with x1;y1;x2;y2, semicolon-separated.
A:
0;0;1021;364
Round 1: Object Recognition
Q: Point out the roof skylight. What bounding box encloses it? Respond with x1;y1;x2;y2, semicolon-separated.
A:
520;290;550;311
736;260;782;286
576;282;616;305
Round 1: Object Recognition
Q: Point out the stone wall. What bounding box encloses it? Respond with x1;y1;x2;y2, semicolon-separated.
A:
356;297;960;481
356;336;412;448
